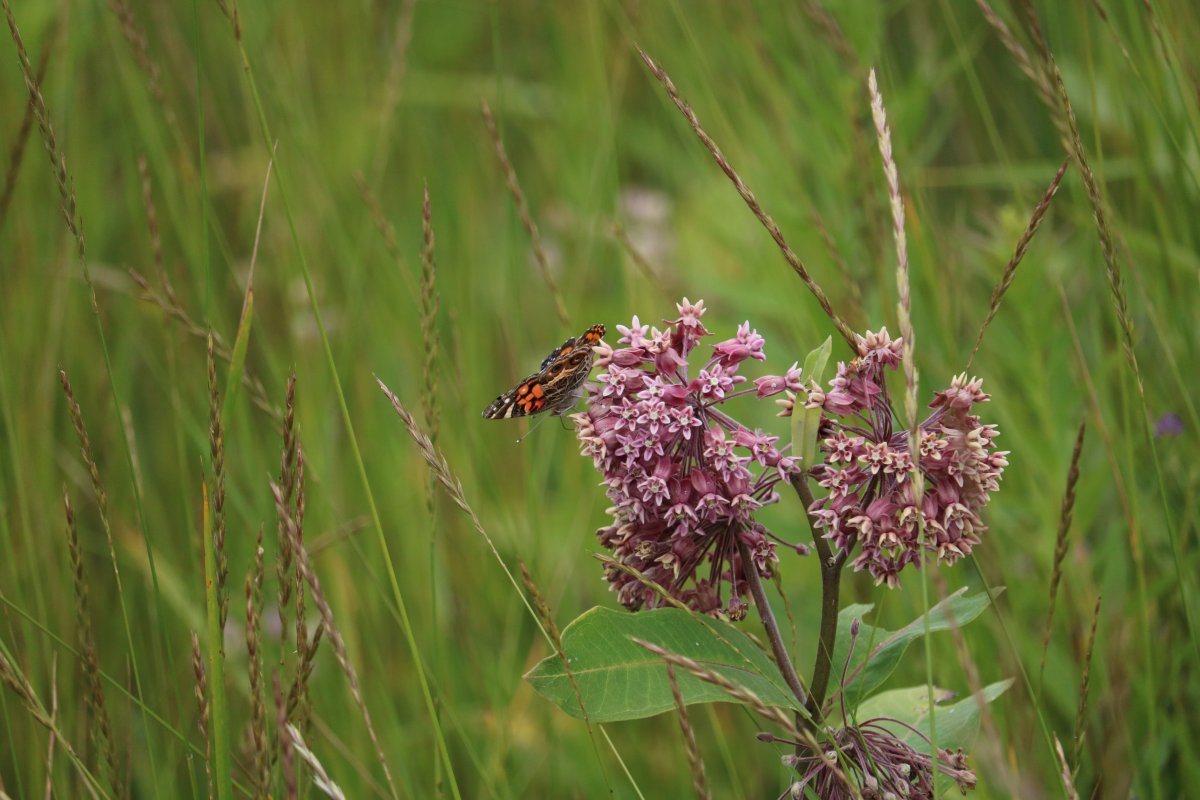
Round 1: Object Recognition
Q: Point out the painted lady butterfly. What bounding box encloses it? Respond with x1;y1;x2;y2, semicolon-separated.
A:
481;324;606;419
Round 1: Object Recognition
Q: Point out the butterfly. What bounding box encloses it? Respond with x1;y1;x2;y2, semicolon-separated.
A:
482;324;606;419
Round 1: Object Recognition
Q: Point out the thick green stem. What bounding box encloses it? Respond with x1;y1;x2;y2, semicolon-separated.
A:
738;540;808;712
792;476;846;723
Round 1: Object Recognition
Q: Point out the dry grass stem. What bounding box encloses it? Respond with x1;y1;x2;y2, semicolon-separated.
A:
352;173;420;304
190;631;214;800
801;0;858;69
2;0;84;258
43;654;58;800
0;18;51;227
479;98;571;326
664;663;711;800
0;651;101;798
274;673;298;800
285;724;346;800
1054;735;1081;800
631;638;801;738
969;158;1069;368
1014;2;1138;385
973;0;1056;108
375;377;551;644
1073;595;1102;776
371;0;417;176
107;0;166;109
518;563;596;734
214;0;240;41
275;372;298;655
637;47;856;351
270;480;398;798
246;529;269;798
207;335;230;629
868;69;916;433
285;442;323;727
592;554;690;612
63;491;123;798
1041;421;1087;680
519;563;561;645
419;184;442;447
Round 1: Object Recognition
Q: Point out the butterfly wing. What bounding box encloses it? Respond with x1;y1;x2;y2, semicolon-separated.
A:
481;372;550;419
481;323;606;420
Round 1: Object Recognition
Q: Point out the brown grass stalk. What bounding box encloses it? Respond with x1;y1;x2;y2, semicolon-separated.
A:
420;184;441;447
107;0;166;110
275;372;298;659
637;47;856;351
43;654;57;800
664;663;711;800
370;0;417;176
1012;2;1138;385
63;491;123;798
246;528;268;798
1015;0;1199;662
801;1;859;70
0;650;102;798
269;480;398;798
1054;735;1081;800
973;0;1057;109
517;561;603;771
1040;421;1087;681
285;442;324;728
867;69;916;431
273;672;298;800
631;638;800;738
0;18;51;228
2;0;84;258
1073;595;1102;776
479;98;571;326
968;158;1070;368
214;0;240;42
190;631;214;800
352;174;420;304
207;335;230;630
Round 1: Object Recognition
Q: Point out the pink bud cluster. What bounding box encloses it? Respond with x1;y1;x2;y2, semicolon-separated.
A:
801;329;1009;587
572;299;806;618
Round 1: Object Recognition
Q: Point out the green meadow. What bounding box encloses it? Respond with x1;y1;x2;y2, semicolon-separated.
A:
1;1;1197;797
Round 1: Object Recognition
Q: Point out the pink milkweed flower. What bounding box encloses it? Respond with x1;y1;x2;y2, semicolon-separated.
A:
573;299;805;618
806;329;1008;587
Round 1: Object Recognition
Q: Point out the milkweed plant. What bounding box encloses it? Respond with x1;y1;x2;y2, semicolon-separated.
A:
521;59;1031;800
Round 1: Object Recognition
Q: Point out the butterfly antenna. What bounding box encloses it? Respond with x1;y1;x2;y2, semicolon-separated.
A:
515;414;551;444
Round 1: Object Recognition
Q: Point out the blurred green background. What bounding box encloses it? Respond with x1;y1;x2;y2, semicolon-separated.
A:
1;0;1197;797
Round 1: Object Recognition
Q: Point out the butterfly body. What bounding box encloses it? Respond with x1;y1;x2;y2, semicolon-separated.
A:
482;324;606;419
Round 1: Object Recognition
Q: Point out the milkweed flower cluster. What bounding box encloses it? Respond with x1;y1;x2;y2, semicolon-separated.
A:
779;717;977;798
572;299;806;618
798;329;1008;588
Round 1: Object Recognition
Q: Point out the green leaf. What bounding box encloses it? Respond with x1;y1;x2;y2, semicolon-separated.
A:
829;587;1001;709
852;679;1014;751
525;606;797;722
792;336;832;469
